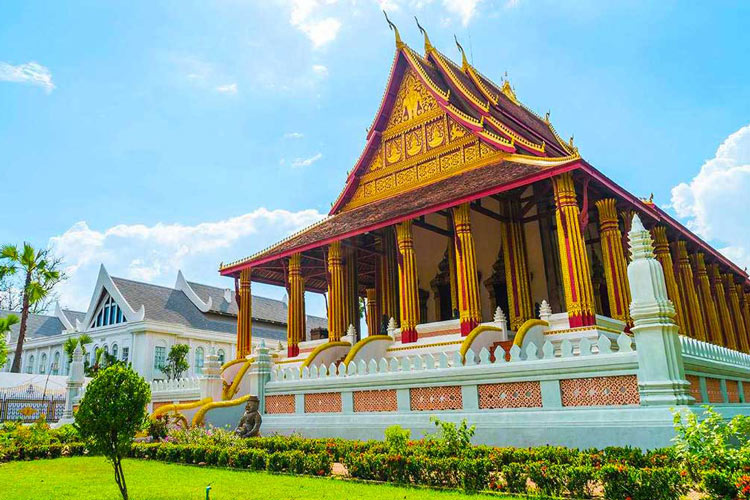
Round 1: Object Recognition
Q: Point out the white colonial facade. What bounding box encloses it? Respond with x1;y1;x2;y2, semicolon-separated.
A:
2;265;325;381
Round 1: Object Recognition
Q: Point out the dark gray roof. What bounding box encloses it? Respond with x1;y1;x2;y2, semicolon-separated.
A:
0;309;82;341
112;277;237;335
186;280;327;332
63;310;86;327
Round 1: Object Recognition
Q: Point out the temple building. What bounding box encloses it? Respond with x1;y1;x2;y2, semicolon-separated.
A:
3;265;326;380
220;26;750;367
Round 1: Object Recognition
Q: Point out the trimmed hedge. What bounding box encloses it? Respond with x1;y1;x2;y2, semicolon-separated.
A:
130;443;332;477
0;442;89;462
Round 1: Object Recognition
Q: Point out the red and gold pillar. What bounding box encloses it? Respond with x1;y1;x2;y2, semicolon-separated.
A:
378;228;399;324
709;264;737;350
652;226;687;333
692;253;719;343
327;241;347;342
500;199;533;330
725;275;749;353
236;268;253;358
552;172;596;327
672;241;705;341
595;198;631;325
396;220;419;343
452;203;482;336
365;288;379;336
286;253;305;357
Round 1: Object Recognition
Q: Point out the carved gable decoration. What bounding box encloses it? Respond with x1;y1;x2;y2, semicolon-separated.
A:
342;68;502;211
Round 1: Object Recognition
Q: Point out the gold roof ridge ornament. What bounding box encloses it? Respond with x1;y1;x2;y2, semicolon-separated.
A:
414;16;434;54
383;11;404;49
454;35;469;71
500;71;519;105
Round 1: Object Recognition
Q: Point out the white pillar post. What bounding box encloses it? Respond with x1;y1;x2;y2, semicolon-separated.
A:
199;348;223;402
248;340;271;414
60;343;85;423
627;215;692;406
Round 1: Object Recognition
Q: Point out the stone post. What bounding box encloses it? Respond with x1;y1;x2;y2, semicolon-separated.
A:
249;340;271;414
60;343;85;422
627;215;692;406
199;348;223;402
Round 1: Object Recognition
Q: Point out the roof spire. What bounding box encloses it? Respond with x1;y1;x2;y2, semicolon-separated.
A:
454;35;469;70
500;72;519;105
414;17;434;54
383;11;404;49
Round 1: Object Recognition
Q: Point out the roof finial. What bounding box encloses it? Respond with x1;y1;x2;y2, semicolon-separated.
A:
545;110;551;124
454;35;469;70
383;11;404;49
414;17;433;54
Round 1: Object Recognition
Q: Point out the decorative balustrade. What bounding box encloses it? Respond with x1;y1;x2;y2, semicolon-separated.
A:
680;336;750;368
150;377;201;401
271;332;635;383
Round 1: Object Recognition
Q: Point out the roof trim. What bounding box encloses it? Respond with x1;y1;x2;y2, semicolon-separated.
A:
54;302;75;332
175;270;213;312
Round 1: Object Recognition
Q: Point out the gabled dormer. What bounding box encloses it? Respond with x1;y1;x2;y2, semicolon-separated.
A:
81;265;145;331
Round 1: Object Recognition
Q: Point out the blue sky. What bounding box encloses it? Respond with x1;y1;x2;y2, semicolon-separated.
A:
1;0;750;315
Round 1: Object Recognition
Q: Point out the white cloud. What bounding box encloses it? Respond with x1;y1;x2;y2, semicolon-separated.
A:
289;0;342;48
49;208;325;311
671;123;750;268
0;61;55;93
312;64;329;77
291;152;323;167
441;0;483;26
215;82;238;94
284;132;304;139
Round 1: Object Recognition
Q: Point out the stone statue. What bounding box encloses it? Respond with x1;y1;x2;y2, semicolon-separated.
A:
235;396;261;438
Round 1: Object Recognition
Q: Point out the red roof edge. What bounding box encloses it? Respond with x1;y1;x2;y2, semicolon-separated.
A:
220;160;582;277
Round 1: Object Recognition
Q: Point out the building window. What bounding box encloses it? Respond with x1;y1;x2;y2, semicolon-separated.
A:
112;344;118;359
90;293;127;329
121;346;129;362
154;346;166;371
40;353;47;374
91;345;98;366
195;347;204;375
26;355;34;374
217;349;225;365
52;352;60;375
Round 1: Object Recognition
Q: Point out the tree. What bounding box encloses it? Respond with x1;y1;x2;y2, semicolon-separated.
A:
0;243;65;372
0;314;18;370
163;344;190;380
63;334;92;363
75;364;150;500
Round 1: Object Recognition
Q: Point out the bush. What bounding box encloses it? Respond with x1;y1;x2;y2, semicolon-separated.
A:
384;425;410;455
501;463;528;494
564;465;597;499
600;464;687;500
703;469;738;500
527;461;566;497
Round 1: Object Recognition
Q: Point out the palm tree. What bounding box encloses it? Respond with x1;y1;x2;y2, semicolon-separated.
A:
63;334;92;362
0;314;19;370
1;243;62;372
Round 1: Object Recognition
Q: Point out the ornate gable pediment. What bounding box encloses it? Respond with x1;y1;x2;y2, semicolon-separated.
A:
342;67;500;211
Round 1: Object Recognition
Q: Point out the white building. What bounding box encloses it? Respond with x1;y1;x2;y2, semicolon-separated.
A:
2;265;326;381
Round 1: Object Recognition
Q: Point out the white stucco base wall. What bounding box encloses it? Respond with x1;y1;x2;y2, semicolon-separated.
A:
260;405;750;449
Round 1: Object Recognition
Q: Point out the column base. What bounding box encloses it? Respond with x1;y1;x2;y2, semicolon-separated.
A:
401;328;418;343
568;311;596;328
287;344;299;358
460;319;479;337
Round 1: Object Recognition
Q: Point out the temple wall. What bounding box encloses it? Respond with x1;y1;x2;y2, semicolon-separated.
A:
413;217;450;323
472;200;503;322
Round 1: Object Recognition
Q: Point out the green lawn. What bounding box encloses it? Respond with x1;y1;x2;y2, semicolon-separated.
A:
0;457;511;500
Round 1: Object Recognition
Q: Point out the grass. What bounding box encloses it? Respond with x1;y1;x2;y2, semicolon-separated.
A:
0;457;513;500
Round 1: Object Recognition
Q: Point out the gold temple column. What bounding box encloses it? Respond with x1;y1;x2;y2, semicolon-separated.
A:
709;264;737;350
452;203;482;336
396;220;420;343
286;253;305;358
500;199;533;330
326;241;347;342
692;253;719;343
595;198;631;325
672;241;705;341
552;172;596;327
652;226;687;333
725;275;749;352
620;209;635;262
236;268;253;359
365;288;379;336
378;228;399;324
